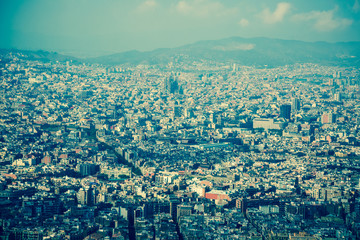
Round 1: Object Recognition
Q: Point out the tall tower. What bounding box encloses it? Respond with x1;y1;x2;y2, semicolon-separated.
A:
292;98;301;111
236;198;246;213
164;74;179;94
280;104;291;120
209;112;216;123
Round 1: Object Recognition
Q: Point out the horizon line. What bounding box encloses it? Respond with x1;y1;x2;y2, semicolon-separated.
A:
1;36;360;59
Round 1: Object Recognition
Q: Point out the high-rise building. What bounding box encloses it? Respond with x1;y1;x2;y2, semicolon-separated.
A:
164;74;180;94
232;63;238;72
209;112;216;123
184;108;194;119
134;206;145;222
236;198;246;213
177;205;192;220
173;106;182;118
321;113;336;124
334;93;342;102
292;98;301;111
216;115;222;126
280;104;291;120
79;163;99;176
333;71;341;79
78;186;97;206
170;197;181;222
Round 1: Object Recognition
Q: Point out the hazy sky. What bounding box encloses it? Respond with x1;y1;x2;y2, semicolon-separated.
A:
1;0;360;57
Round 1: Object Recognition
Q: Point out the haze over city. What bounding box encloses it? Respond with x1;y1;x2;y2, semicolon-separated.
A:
1;0;360;57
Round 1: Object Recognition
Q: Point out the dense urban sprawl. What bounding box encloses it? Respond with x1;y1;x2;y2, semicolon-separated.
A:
1;52;360;239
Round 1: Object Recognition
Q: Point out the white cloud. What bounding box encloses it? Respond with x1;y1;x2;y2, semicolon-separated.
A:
176;1;192;14
238;18;249;27
136;0;157;13
260;2;291;24
175;0;236;18
292;8;353;32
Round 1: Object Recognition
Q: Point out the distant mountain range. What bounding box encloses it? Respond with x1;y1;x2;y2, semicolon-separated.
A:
0;49;76;63
89;37;360;67
2;37;360;67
